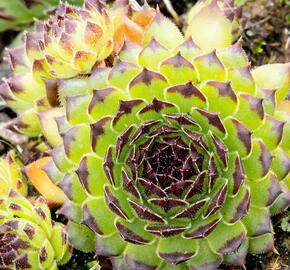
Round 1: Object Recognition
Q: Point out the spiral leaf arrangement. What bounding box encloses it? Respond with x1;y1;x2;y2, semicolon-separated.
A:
0;0;290;269
0;191;72;269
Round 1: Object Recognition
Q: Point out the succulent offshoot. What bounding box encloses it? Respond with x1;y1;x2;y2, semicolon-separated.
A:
0;191;72;269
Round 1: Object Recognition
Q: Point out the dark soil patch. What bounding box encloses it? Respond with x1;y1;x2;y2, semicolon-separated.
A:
242;0;290;66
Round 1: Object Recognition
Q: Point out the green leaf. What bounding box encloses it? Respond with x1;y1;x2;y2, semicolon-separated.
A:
67;221;95;253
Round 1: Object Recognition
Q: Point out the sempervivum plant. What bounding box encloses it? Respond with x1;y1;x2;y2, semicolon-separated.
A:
0;151;27;198
0;0;156;139
0;190;72;269
37;1;290;269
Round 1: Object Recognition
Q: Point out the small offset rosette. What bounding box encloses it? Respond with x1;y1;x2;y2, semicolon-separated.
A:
0;191;72;269
29;0;114;79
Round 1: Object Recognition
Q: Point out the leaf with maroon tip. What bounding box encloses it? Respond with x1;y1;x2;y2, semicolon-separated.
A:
128;199;165;223
82;197;116;235
223;239;248;268
259;89;277;116
138;38;171;71
207;155;219;192
72;50;99;75
116;126;134;160
38;108;64;147
127;145;138;180
271;147;290;181
165;114;199;129
90;116;117;157
172;198;208;219
59;172;86;205
242;206;272;237
139;98;178;122
105;186;132;220
149;198;187;213
248;172;282;207
217;42;249;68
124;241;160;270
88;88;126;121
201;81;237;118
6;48;28;72
165;181;193;197
145;225;187;238
46;55;78;79
63;125;91;163
66;95;91;125
175;37;201;61
235;93;264;130
58;32;80;62
193;51;226;82
228;66;256;95
166;82;207;113
185;171;207;199
270;185;290;215
186;239;222;270
248;233;274;254
222;185;250;224
207;221;246;254
95;232;126;257
131;120;161;143
76;155;107;197
112;99;145;132
224;117;252;157
143;11;184;49
119;41;142;64
184;214;222;239
160;53;198;85
204;182;227;218
211;134;228;168
191;108;226;138
138;178;167;198
84;21;105;52
50;144;75;173
108;61;141;90
254;115;285;150
158;235;197;264
129;68;168;101
121;170;141;199
243;140;273;179
116;219;154;244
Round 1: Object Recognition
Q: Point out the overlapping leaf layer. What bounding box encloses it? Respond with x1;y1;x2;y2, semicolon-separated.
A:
0;191;72;270
0;0;289;269
46;11;290;269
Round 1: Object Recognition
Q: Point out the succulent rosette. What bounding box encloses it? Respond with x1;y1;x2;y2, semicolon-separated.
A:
0;190;72;269
0;0;156;139
39;2;290;269
0;152;27;198
0;0;115;138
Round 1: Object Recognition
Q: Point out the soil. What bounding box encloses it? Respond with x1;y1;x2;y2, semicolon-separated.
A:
0;0;289;270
